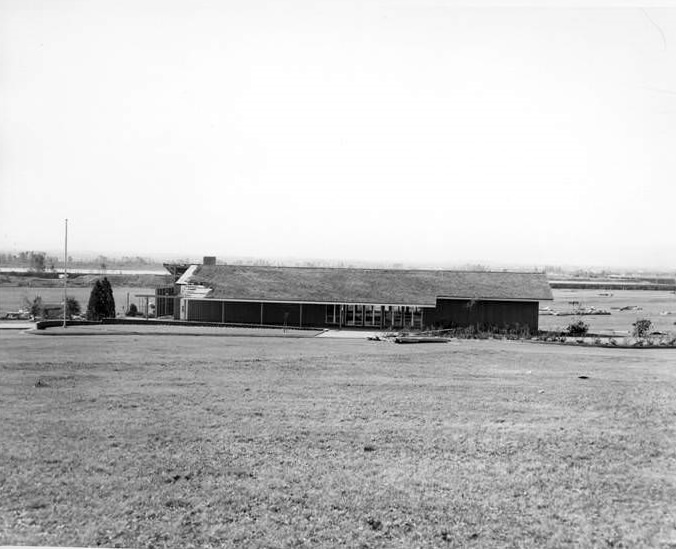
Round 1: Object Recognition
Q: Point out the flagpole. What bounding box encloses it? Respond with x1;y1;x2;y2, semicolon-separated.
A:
63;219;68;328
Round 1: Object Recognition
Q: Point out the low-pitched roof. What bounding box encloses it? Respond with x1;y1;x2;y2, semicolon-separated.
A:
183;265;553;306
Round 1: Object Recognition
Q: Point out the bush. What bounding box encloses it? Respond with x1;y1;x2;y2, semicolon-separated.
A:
566;320;589;337
126;303;138;317
632;318;653;339
66;297;81;319
29;296;43;319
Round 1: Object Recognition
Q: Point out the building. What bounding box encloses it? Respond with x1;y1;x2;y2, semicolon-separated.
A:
152;261;553;332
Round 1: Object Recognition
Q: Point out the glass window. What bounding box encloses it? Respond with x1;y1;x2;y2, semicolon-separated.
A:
373;306;382;326
354;305;363;326
326;304;340;324
345;305;354;325
392;306;402;327
412;307;422;329
363;305;382;327
402;306;411;327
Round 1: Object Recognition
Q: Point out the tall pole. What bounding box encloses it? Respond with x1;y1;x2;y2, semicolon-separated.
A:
63;219;68;328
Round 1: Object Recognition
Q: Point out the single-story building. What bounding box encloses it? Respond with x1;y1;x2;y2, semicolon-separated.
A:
152;262;553;332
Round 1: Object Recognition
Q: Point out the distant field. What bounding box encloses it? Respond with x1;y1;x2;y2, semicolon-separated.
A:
0;286;156;315
1;332;674;548
540;289;676;335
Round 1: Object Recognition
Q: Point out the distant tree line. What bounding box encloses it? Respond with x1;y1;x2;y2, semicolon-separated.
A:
0;251;58;272
0;251;158;271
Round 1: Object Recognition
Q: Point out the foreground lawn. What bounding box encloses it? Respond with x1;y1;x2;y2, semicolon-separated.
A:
1;332;675;548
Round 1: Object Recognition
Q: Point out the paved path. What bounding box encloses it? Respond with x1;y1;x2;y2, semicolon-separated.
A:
3;322;390;339
317;329;385;339
26;324;324;338
0;322;35;330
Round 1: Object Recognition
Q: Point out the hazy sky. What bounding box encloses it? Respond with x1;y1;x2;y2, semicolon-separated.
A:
1;1;675;269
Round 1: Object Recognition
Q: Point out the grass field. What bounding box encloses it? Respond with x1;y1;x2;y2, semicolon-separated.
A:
540;289;676;335
0;286;156;316
1;331;675;548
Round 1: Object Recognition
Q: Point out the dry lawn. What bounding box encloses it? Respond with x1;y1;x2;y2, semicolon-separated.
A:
0;285;156;316
540;289;676;335
1;331;675;548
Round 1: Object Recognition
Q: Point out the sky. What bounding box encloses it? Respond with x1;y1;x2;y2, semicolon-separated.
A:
1;0;675;269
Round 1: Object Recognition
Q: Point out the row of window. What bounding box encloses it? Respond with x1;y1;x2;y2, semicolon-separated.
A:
326;304;423;328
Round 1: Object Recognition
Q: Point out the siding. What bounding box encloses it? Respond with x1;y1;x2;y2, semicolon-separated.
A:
185;300;327;327
184;298;539;331
224;302;260;324
426;299;538;331
186;299;222;322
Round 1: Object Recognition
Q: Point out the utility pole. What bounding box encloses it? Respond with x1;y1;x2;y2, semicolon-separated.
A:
63;219;68;328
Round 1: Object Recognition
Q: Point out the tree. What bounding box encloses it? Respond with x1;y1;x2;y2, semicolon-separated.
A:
29;296;43;319
632;318;652;339
96;255;109;272
566;319;589;337
66;297;81;319
101;277;115;317
87;280;105;320
87;278;116;320
29;252;45;272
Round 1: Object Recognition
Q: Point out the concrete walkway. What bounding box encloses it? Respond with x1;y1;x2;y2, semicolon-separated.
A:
4;322;391;340
0;321;35;330
26;324;324;338
317;329;386;339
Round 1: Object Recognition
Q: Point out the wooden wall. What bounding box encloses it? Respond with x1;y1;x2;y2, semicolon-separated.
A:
184;299;539;331
185;300;327;327
426;299;538;332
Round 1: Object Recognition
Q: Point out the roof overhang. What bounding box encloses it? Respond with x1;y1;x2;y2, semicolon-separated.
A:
175;264;199;285
181;297;435;307
436;296;553;302
150;295;552;304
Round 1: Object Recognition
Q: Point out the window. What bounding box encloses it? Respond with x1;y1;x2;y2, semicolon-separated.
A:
402;306;412;327
392;306;403;326
381;306;422;328
363;305;382;326
354;305;363;326
373;306;382;326
364;305;373;326
325;304;340;324
327;304;389;327
412;307;423;328
345;305;364;326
